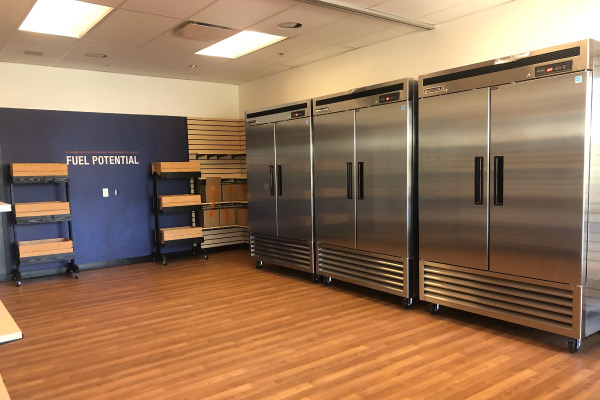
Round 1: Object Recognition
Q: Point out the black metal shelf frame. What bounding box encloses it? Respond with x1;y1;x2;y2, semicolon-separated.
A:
152;170;208;266
9;175;79;287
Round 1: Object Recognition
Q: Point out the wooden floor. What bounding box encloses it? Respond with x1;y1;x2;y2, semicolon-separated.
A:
1;249;600;399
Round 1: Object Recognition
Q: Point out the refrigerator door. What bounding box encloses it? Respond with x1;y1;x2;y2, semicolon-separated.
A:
314;110;356;249
355;102;407;257
490;73;587;284
275;117;313;241
419;88;489;270
246;123;277;237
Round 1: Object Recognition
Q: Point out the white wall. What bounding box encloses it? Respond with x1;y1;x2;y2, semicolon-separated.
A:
0;62;239;118
239;0;600;114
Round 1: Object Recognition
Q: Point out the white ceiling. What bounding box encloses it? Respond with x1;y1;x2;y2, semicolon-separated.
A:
0;0;513;85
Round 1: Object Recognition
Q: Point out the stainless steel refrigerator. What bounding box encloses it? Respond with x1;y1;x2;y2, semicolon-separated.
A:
418;39;600;352
313;78;417;306
245;101;316;279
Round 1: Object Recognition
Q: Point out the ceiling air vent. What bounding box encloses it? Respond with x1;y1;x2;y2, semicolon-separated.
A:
24;50;44;56
171;21;238;43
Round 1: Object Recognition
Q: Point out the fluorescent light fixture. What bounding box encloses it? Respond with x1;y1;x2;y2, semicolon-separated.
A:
19;0;112;38
196;31;286;59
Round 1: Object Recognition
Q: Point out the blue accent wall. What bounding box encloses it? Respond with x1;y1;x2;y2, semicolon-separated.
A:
0;108;190;276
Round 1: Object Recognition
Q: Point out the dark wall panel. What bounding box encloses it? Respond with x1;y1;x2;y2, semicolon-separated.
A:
0;108;189;276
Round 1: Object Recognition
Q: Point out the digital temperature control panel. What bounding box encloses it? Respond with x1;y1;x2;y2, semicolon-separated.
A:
535;60;573;77
378;92;400;104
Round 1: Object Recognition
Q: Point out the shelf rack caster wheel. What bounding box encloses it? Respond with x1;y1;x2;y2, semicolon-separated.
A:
428;303;440;315
323;276;332;286
11;271;22;287
256;260;263;269
402;298;414;309
203;249;208;260
311;274;319;283
568;338;581;354
161;254;167;266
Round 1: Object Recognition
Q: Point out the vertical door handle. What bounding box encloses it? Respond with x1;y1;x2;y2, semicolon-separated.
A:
346;162;353;199
474;157;484;204
357;162;364;199
269;165;275;196
494;156;504;206
277;165;282;196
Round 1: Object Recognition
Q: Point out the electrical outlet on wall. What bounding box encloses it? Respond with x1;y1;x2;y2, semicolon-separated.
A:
102;188;109;197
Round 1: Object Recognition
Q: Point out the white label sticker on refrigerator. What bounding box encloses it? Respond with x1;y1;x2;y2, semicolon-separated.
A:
575;76;583;83
401;105;406;111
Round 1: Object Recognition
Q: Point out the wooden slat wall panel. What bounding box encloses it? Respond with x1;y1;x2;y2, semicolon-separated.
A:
188;118;248;248
187;117;246;179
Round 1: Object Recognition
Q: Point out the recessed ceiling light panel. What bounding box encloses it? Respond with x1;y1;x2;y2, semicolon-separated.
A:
196;31;286;59
19;0;113;38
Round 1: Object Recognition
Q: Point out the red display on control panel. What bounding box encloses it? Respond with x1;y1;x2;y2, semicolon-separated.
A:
546;67;554;73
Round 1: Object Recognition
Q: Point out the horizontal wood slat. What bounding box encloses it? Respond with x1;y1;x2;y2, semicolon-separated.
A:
161;226;203;244
159;195;202;209
10;163;68;177
14;201;70;217
152;161;202;175
17;238;73;258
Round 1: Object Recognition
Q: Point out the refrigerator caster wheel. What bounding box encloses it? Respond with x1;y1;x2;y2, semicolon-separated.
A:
428;303;440;315
162;255;167;266
311;274;319;283
323;276;332;285
256;260;263;269
402;298;414;309
568;338;581;354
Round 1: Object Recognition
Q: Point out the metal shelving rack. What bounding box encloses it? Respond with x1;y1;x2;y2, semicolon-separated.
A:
151;161;207;266
9;163;79;287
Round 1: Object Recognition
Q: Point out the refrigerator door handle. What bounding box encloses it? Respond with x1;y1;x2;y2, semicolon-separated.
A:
494;156;504;206
346;162;353;199
269;165;275;196
474;157;484;204
277;165;282;196
357;162;364;199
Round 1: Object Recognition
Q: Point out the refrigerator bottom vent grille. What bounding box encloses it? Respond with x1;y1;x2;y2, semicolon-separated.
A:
422;262;577;336
318;245;405;297
250;233;312;272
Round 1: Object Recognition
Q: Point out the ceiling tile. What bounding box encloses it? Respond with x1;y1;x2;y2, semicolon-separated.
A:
295;15;397;46
190;0;296;30
343;0;388;6
86;0;127;7
420;0;513;24
145;35;210;53
341;24;417;48
0;0;34;30
281;45;353;67
8;30;79;51
247;3;349;38
109;47;187;73
55;40;135;67
240;38;329;64
84;9;182;46
0;41;66;66
372;0;471;19
239;64;293;81
215;59;272;79
0;28;12;50
157;53;231;76
122;0;215;19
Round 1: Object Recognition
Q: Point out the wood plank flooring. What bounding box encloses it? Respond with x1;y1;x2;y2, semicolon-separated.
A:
1;249;600;399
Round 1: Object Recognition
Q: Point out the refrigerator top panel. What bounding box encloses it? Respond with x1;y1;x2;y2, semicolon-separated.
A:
313;78;413;116
245;99;312;126
419;39;600;98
